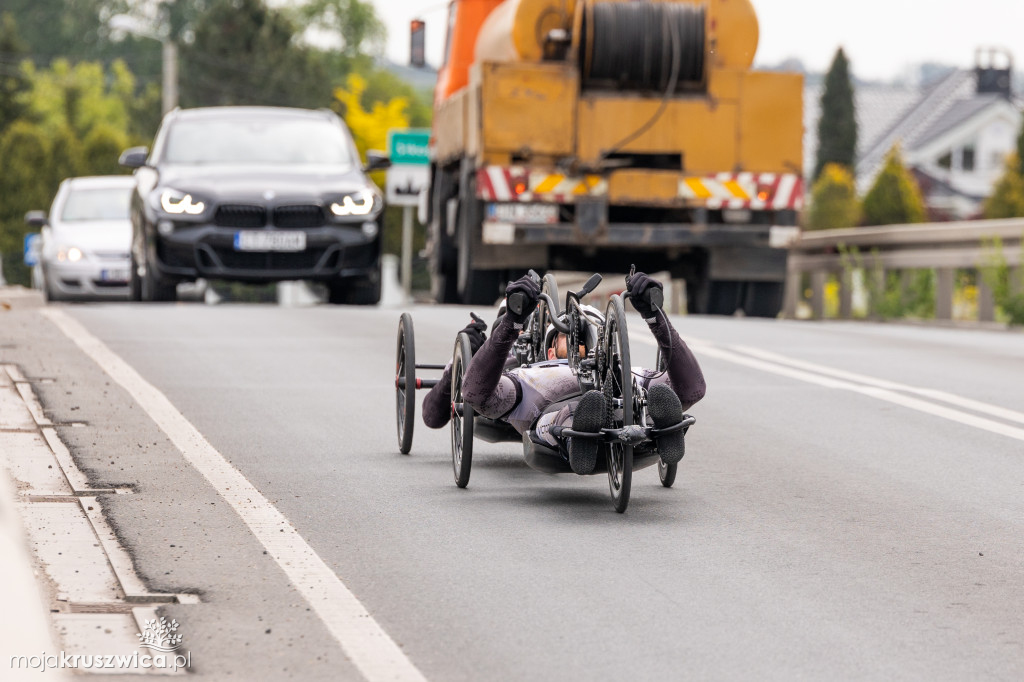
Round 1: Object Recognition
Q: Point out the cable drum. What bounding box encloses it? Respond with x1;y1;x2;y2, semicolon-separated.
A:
582;1;705;92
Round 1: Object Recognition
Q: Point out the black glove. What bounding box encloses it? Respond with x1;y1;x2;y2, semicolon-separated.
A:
626;271;663;319
462;312;487;354
505;274;540;324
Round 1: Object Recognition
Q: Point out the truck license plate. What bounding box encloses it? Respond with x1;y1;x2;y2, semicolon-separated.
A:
486;203;558;224
234;231;306;252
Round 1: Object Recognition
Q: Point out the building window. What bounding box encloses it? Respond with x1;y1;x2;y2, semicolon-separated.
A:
961;145;976;172
938;152;952;169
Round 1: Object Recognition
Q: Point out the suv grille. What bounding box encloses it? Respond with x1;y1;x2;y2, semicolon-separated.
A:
215;204;266;228
273;205;325;229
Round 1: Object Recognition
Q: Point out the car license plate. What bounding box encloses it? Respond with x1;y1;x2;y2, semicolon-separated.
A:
100;268;129;282
486;203;558;224
234;231;306;252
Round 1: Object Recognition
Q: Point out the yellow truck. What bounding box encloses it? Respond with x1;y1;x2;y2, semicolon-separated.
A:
425;0;803;314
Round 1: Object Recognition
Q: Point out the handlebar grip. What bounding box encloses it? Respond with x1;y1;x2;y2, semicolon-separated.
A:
647;287;664;310
508;292;526;316
580;273;603;298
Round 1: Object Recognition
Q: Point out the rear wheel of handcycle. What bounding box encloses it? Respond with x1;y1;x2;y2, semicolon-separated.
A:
653;346;677;488
395;313;416;454
602;295;633;513
450;331;475;488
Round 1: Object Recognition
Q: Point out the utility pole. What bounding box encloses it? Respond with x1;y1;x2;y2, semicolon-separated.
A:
161;0;179;113
162;38;178;114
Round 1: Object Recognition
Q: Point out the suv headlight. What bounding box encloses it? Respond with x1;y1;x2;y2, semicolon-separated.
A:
159;188;206;215
330;188;378;217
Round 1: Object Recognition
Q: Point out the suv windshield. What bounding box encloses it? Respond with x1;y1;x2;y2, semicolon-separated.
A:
162;117;357;166
61;187;133;222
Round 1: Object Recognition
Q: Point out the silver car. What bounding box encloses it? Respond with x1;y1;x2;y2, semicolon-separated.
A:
27;176;135;302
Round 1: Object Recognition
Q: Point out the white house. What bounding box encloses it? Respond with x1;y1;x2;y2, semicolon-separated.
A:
805;50;1023;220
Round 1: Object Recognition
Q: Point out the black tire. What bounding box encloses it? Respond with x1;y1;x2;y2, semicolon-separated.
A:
450;332;475;488
129;251;142;302
658;460;678;487
529;273;560;364
706;280;740;316
602;295;633;513
651;347;677;487
141;255;176;302
329;268;382;305
430;167;460;304
455;175;503;305
396;313;416;454
743;281;783;318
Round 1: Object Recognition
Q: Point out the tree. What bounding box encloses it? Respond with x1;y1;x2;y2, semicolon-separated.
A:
806;163;859;230
181;0;331;109
0;121;53;286
814;47;857;181
984;153;1024;219
861;145;926;226
333;73;410;160
0;13;30;133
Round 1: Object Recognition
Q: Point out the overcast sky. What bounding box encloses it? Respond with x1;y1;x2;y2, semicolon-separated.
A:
372;0;1024;82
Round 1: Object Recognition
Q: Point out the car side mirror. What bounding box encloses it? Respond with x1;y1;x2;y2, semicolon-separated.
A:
24;210;47;228
364;150;391;173
119;146;149;169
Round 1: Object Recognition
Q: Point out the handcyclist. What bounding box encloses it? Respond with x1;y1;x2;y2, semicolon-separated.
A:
422;272;706;475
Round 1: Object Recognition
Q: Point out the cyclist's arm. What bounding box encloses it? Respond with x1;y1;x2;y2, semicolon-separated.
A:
463;314;521;418
645;312;706;411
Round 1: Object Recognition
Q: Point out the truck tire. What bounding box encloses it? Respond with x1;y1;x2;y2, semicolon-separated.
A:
743;282;783;318
429;166;460;304
706;280;741;316
455;176;502;306
328;267;382;305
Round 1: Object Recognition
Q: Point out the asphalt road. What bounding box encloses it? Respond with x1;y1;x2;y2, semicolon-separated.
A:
2;300;1023;681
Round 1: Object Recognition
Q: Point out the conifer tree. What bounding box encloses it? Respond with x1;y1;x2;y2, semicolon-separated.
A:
815;48;858;181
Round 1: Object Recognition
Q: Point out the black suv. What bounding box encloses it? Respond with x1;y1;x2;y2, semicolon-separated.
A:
119;106;389;303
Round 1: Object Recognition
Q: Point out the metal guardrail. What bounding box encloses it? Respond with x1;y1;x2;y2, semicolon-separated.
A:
783;218;1024;321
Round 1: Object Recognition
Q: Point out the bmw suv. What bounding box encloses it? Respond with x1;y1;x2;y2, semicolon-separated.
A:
119;106;389;303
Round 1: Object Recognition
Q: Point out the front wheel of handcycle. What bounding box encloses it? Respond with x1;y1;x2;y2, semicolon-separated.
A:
658;460;677;488
602;295;633;513
450;331;474;488
395;313;416;454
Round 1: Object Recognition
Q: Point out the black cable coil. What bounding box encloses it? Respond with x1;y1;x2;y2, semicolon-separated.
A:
583;1;706;92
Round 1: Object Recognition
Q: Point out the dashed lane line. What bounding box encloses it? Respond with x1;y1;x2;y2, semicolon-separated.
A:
41;308;428;682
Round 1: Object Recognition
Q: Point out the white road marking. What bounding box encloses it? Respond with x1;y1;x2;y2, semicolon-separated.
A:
731;345;1024;426
41;309;427;682
632;334;1024;443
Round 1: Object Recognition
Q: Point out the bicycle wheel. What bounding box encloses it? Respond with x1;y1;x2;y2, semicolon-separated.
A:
530;273;561;363
450;331;475;488
602;295;633;513
396;313;415;454
658;460;677;487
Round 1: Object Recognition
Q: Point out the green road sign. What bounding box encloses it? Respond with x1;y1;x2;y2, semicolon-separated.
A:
387;129;430;166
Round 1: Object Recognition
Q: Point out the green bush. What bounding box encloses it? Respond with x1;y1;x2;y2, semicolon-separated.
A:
807;163;859;230
862;145;926;226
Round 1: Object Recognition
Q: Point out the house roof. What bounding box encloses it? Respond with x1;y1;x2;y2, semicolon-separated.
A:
855;69;979;192
913;94;1007;149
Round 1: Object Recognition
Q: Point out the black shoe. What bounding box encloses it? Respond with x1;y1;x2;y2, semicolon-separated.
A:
647;384;685;464
569;390;605;475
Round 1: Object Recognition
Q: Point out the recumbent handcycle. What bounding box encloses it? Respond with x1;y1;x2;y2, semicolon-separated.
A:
394;270;695;513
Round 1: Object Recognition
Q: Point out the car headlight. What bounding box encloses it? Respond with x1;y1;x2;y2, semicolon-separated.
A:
159;188;206;215
57;246;84;262
330;189;377;217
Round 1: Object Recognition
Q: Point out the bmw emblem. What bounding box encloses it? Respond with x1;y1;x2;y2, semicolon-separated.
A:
263;190;276;201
